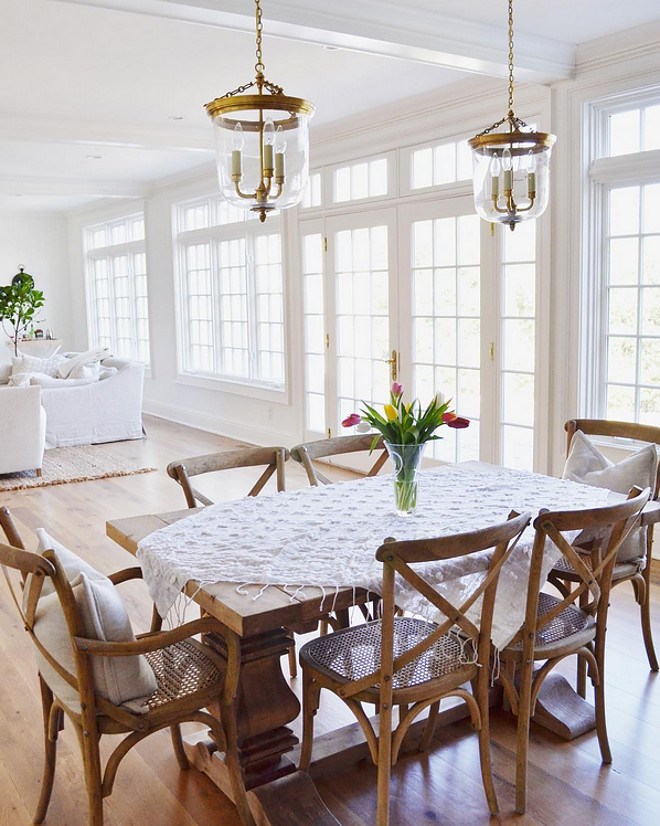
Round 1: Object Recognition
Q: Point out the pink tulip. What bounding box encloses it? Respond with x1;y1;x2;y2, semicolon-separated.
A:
342;413;361;428
392;381;403;396
447;416;470;429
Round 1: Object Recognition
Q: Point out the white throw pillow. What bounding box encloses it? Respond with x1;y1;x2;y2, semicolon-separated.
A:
0;363;11;384
9;353;67;386
28;530;157;713
57;347;110;380
99;365;118;380
563;430;657;562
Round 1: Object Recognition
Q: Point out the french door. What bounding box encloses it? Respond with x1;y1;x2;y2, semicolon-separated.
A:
300;198;545;471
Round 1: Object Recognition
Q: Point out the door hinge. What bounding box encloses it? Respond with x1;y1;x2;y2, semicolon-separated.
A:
325;333;330;349
323;236;328;252
489;222;495;237
489;342;495;361
327;428;332;439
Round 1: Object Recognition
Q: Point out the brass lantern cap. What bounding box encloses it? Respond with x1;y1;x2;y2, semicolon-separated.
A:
469;130;556;155
205;93;315;120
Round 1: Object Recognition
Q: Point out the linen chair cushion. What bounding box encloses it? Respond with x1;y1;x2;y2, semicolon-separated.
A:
29;530;157;713
8;353;68;386
562;430;657;561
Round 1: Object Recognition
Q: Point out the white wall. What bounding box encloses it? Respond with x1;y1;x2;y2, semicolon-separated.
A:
0;215;73;365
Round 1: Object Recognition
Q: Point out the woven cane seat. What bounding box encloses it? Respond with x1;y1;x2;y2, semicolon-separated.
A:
143;639;223;710
552;551;641;581
300;617;475;691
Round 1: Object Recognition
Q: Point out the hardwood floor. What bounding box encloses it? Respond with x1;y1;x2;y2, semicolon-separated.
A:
1;415;659;825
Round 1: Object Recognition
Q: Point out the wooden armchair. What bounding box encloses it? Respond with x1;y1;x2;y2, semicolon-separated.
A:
499;488;650;814
562;419;660;671
167;445;289;508
0;507;254;826
299;511;531;825
290;434;388;487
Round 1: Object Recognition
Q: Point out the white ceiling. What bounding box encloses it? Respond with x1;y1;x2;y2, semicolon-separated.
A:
1;0;659;215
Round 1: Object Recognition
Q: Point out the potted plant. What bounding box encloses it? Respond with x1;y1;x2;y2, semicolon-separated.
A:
0;269;45;356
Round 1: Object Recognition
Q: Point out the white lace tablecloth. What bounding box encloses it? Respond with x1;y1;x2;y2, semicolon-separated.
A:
137;467;611;649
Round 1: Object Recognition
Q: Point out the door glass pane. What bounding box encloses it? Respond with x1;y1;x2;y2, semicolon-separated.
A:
412;214;481;463
302;232;326;433
501;221;536;470
334;225;390;426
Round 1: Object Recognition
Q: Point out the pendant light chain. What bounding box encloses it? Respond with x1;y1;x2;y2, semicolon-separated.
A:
255;0;265;77
507;0;515;117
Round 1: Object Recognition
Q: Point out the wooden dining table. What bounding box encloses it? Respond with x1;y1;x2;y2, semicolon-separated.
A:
106;464;660;825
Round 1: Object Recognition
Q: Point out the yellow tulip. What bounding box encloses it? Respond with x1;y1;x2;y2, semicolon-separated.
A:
384;404;398;421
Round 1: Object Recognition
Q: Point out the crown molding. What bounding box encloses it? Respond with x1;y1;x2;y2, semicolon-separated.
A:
49;0;575;82
576;19;660;75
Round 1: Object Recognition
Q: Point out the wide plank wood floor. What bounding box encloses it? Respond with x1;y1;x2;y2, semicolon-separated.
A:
0;415;659;825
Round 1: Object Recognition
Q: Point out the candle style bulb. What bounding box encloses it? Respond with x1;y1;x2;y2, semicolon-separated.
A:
502;148;513;191
502;148;512;170
490;155;500;198
275;125;286;178
231;123;244;178
263;117;275;173
232;122;244;151
527;150;536;196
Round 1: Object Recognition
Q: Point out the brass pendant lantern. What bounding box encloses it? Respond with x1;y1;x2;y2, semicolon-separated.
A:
205;0;315;222
469;0;556;231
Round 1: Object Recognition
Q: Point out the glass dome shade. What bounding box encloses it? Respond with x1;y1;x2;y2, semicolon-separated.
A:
206;93;314;222
469;130;555;231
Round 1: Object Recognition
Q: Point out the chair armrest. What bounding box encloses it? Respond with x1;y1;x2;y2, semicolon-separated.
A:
72;616;222;657
107;566;144;585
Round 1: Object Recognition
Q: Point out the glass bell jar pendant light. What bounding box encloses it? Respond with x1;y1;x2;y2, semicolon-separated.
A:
469;0;555;231
205;0;315;222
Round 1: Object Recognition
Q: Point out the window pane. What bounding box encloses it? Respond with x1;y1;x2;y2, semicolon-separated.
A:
609;187;640;236
609;109;641;156
502;425;534;471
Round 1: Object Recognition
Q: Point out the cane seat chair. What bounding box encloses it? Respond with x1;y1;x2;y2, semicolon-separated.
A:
499;488;650;815
290;434;388;487
167;445;289;508
0;507;254;826
299;512;531;826
554;419;660;673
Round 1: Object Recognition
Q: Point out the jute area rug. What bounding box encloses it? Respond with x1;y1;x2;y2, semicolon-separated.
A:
0;445;156;491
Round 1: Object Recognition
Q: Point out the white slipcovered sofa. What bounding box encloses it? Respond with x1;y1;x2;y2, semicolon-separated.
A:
40;356;145;448
0;384;47;474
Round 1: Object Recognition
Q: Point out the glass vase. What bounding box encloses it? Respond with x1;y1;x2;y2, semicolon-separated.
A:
384;442;426;516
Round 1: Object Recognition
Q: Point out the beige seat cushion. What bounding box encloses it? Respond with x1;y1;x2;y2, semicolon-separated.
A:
30;531;157;714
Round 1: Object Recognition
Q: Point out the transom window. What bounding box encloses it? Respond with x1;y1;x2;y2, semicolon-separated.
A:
332;157;390;204
84;213;150;364
608;102;660;156
176;196;285;390
410;137;472;190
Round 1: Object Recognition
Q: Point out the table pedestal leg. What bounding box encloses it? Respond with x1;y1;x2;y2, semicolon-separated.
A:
183;627;300;799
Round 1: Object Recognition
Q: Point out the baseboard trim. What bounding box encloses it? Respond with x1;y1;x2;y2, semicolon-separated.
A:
142;400;298;448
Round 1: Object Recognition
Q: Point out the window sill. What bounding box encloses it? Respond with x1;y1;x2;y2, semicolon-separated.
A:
175;371;289;404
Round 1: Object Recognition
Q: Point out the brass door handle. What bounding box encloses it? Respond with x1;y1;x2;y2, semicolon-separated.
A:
385;349;398;381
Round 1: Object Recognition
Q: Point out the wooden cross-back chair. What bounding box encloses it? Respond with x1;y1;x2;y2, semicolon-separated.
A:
290;434;388;487
0;507;255;826
167;445;289;508
299;511;532;826
499;488;650;815
559;419;660;672
167;444;298;679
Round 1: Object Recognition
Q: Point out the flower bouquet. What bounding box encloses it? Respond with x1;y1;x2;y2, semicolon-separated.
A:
342;382;470;515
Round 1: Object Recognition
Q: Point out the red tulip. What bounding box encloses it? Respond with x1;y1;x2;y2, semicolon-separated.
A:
442;411;457;423
342;413;361;428
447;416;470;429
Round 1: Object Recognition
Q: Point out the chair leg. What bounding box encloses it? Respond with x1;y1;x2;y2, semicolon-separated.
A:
640;553;659;671
577;589;588;697
472;673;499;817
419;701;439;752
288;644;298;679
34;677;58;824
376;692;393;826
594;634;612;764
515;658;534;815
77;723;104;826
36;468;43;478
299;670;321;772
170;725;190;770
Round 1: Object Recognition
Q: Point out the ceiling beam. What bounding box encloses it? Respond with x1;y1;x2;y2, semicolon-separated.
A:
0;177;148;198
49;0;575;83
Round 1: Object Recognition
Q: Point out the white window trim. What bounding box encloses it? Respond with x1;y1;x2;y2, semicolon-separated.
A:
174;209;290;402
580;87;660;421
